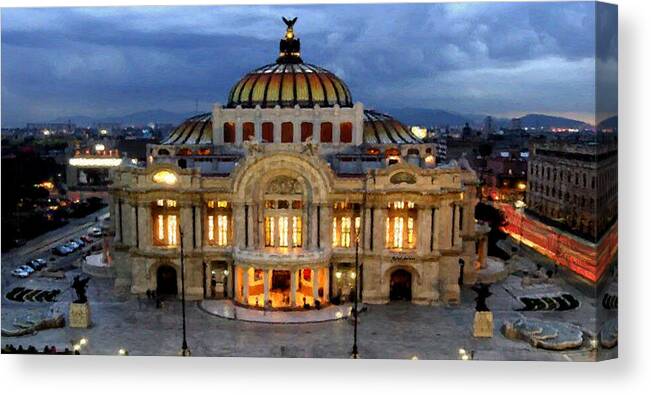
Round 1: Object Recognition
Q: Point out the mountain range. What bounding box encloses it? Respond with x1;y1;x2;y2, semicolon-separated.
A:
50;108;589;130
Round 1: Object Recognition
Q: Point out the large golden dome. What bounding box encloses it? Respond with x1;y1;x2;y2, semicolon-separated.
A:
226;17;352;109
227;63;352;109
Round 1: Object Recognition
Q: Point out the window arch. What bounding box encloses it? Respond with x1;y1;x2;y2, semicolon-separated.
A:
262;122;274;143
281;122;293;143
242;122;255;142
320;122;333;143
301;122;313;142
340;122;353;143
223;122;235;143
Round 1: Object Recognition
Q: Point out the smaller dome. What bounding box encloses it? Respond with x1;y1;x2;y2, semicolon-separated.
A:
162;113;212;145
363;110;422;144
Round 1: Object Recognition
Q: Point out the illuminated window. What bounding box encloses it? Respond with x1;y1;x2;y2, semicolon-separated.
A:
217;215;228;246
265;217;275;246
341;217;352;248
278;216;289;247
153;201;179;246
167;215;177;245
393;217;404;248
292;216;302;247
158;215;165;240
386;217;390;247
206;201;231;246
407;217;414;245
355;216;361;238
332;217;338;247
208;215;215;241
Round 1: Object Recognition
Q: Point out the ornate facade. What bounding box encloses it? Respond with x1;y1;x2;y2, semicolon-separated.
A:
109;19;485;309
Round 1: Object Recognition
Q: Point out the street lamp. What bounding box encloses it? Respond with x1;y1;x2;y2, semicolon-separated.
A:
351;218;361;359
179;227;191;356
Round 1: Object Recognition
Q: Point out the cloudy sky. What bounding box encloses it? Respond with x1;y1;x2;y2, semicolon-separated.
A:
1;2;617;127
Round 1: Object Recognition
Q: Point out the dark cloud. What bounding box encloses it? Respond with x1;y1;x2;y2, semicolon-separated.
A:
1;3;609;126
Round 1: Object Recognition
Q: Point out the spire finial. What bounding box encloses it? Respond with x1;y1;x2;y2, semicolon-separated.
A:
277;17;302;64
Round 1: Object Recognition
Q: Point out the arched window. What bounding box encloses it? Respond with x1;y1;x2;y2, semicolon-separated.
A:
223;122;235;143
262;122;274;143
281;122;293;143
157;148;170;156
407;148;419;155
242;122;255;142
320;122;333;143
300;122;313;142
152;199;179;247
340;122;353;143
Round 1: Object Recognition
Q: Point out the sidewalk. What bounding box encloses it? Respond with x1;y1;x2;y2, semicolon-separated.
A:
199;300;354;324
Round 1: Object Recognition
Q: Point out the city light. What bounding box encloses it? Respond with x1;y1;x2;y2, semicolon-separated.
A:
335;271;342;279
152;170;178;185
424;155;435;164
410;126;428;139
69;157;123;168
94;144;105;152
99;129;109;135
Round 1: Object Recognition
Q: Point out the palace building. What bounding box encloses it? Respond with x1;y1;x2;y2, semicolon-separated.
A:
108;18;487;309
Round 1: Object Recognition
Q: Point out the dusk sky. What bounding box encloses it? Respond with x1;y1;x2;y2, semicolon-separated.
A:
1;2;617;127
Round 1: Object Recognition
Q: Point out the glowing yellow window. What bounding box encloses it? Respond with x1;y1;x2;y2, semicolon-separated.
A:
217;215;228;246
157;199;164;207
157;215;165;240
393;217;404;248
208;215;215;241
278;216;289;247
265;217;275;247
341;217;352;248
217;200;228;208
407;217;415;246
167;215;177;245
332;217;338;247
292;216;302;247
385;217;391;248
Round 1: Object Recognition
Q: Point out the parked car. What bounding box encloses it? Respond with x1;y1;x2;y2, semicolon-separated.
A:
74;238;86;247
52;245;72;256
18;265;34;274
81;235;93;244
30;258;47;270
11;268;29;278
89;227;102;237
66;241;80;251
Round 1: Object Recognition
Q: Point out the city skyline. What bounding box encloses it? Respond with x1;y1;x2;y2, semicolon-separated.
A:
1;2;616;127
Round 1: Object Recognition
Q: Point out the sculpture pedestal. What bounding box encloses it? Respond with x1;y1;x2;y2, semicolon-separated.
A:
69;302;91;328
473;311;493;338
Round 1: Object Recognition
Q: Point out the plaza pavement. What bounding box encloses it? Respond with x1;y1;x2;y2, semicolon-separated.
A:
1;250;617;361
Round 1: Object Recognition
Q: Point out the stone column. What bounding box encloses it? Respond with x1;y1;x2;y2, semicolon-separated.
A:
293;121;300;143
235;121;243;144
273;121;281;143
312;267;319;303
432;206;440;251
290;269;297;307
242;266;249;304
417;207;430;255
180;205;193;251
263;269;270;306
454;205;461;247
319;204;333;252
233;203;246;249
374;206;388;250
194;205;202;249
310;204;319;249
324;268;330;302
137;203;152;249
234;265;241;301
314;121;321;143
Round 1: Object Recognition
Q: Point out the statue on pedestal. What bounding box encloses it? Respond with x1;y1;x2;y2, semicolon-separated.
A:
471;282;492;312
71;275;90;304
471;283;494;338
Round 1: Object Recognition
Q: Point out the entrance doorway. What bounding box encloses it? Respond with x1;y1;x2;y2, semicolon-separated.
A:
271;270;291;307
389;269;412;301
157;265;178;295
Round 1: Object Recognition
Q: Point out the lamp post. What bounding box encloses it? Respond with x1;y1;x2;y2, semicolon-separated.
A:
351;220;361;359
179;227;190;356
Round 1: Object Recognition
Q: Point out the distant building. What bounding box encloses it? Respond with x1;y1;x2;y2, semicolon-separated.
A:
525;141;617;241
482;116;494;136
510;117;522;131
482;150;528;203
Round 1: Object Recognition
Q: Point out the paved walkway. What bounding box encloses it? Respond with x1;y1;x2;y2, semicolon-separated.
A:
200;300;353;323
